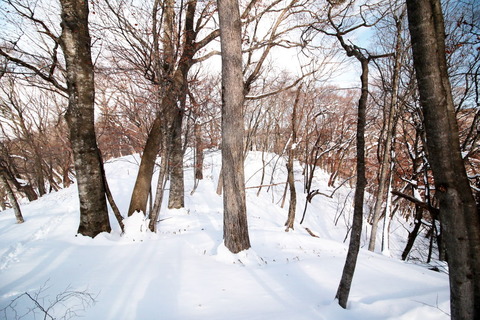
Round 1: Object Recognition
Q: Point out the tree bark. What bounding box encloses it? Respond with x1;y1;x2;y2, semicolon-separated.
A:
217;0;251;253
406;0;480;318
168;107;185;209
59;0;111;237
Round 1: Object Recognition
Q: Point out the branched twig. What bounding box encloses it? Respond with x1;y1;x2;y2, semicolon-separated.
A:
245;181;288;189
307;176;354;202
412;294;450;317
1;281;97;320
24;292;54;319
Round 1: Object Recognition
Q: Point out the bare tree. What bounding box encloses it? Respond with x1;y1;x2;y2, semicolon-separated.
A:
58;0;111;236
284;86;302;231
0;0;112;236
100;0;220;222
309;0;391;308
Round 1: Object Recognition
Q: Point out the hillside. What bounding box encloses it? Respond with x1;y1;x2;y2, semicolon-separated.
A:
0;151;450;319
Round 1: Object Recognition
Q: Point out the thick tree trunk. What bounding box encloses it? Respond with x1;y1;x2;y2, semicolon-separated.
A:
406;1;480;319
59;0;111;237
217;0;251;253
335;58;368;309
168;108;185;209
128;114;163;216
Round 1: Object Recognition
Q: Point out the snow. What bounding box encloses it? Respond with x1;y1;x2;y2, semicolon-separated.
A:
0;151;450;319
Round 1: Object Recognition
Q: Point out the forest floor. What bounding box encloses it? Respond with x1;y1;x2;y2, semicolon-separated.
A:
0;151;449;319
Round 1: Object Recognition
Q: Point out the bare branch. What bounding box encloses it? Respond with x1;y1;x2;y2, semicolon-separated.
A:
391;190;439;218
0;49;67;92
245;70;314;100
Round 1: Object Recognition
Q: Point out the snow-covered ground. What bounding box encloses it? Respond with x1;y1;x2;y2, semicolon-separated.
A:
0;151;450;319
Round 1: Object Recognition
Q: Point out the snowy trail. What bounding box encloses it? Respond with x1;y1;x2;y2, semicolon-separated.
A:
0;189;76;272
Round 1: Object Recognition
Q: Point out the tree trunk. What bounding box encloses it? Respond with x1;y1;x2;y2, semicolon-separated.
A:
149;133;170;231
381;173;395;255
369;16;403;251
401;205;423;261
32;145;46;196
335;58;368;309
191;122;204;195
406;0;480;318
285;87;301;231
0;167;24;224
194;122;204;181
256;149;267;197
128;112;163;216
284;151;296;230
0;164;38;201
62;158;73;188
98;151;124;233
216;166;224;196
217;0;251;253
168;107;185;209
59;0;111;237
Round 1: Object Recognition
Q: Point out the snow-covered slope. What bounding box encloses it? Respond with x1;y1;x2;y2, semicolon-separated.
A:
0;151;450;319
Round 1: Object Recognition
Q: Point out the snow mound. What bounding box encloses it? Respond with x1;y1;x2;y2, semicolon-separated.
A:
122;211;155;241
215;242;266;266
